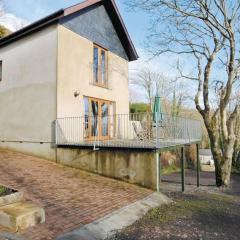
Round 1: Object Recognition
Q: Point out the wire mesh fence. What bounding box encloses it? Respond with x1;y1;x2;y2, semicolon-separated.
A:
56;113;202;149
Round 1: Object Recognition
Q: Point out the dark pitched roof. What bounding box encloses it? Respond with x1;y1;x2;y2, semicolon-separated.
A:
0;0;138;61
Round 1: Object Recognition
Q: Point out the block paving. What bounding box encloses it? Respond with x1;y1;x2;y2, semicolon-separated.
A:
0;150;152;240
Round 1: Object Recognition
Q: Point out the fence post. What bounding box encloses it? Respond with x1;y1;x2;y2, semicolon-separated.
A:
181;146;185;192
196;143;200;187
156;151;161;192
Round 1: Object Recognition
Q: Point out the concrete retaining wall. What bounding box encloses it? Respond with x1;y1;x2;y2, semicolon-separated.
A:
57;148;157;190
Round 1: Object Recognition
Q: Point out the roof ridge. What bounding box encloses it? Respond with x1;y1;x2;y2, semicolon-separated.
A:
64;0;102;16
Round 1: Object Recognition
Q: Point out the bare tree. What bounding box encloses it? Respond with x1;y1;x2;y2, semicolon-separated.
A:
130;68;166;110
171;88;182;117
169;76;192;117
130;67;189;115
126;0;240;187
233;114;240;169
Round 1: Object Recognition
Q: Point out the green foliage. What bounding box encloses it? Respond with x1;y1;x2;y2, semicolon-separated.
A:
130;102;149;113
0;186;15;197
0;186;7;196
162;165;180;175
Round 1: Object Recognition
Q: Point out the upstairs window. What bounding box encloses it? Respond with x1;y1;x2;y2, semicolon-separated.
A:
93;45;108;87
0;61;2;82
93;47;98;83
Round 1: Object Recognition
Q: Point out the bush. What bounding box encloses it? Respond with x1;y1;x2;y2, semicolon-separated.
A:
130;103;149;113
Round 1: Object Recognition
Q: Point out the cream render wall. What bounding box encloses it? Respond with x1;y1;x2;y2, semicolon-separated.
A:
0;23;130;160
57;25;129;118
0;25;58;160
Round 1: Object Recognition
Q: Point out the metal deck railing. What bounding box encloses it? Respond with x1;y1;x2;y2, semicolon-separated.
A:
55;113;202;149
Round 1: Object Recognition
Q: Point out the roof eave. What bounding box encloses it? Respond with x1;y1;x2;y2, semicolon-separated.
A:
106;0;138;61
0;9;64;47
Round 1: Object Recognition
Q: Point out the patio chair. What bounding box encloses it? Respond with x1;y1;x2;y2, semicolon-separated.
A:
132;122;151;141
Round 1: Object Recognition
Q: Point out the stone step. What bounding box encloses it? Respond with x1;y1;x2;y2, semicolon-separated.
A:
0;201;45;232
0;192;24;208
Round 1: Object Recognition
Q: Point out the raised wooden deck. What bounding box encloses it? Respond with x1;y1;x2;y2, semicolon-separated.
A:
57;138;201;150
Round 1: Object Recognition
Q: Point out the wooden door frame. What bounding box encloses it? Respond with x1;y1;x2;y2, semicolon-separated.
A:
85;97;114;141
93;44;108;88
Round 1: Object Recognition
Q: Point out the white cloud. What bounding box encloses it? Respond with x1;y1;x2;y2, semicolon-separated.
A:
0;6;28;32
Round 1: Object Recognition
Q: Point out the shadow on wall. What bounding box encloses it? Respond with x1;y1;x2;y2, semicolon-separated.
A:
51;121;57;148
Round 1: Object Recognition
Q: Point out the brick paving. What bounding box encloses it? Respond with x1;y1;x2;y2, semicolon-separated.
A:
0;150;152;240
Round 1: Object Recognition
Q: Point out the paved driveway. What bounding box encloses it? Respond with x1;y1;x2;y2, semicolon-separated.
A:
0;150;152;240
162;169;216;186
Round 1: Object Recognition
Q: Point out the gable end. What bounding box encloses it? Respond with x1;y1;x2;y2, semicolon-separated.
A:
60;4;128;60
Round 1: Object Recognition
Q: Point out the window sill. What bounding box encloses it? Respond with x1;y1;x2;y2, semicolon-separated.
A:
91;82;111;90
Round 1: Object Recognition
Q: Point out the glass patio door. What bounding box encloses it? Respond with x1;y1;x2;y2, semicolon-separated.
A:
84;97;114;140
101;101;109;138
91;99;99;137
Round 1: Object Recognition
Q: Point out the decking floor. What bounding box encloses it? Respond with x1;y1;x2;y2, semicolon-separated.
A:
57;138;201;150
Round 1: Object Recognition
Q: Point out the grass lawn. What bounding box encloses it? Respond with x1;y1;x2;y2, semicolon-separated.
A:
0;186;16;197
107;191;240;240
162;165;181;175
0;186;7;196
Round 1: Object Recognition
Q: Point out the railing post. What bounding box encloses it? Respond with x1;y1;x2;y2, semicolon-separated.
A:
155;112;159;148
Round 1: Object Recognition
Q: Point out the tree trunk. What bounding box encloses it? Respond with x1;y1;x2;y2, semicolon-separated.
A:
220;156;232;186
209;135;224;186
233;147;240;169
233;134;240;169
210;137;235;187
222;141;234;186
206;123;234;187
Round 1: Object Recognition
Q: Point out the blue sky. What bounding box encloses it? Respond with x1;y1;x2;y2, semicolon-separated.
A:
3;0;149;49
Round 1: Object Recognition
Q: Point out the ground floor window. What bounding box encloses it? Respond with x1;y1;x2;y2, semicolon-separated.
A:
84;97;115;140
